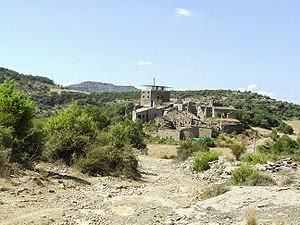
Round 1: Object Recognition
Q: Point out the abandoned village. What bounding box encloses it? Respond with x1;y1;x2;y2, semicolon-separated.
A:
132;81;243;141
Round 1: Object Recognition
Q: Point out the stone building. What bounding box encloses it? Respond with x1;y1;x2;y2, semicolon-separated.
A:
132;107;164;123
140;85;171;107
197;103;237;121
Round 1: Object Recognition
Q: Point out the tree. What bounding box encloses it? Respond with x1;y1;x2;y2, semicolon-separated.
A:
277;122;294;135
84;106;110;130
0;80;38;165
44;102;97;165
108;119;146;149
230;142;246;160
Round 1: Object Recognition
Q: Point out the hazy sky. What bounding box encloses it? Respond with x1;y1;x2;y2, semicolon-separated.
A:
0;0;299;103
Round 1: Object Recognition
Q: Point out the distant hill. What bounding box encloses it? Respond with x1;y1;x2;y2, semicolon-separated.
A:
66;81;138;93
0;67;62;95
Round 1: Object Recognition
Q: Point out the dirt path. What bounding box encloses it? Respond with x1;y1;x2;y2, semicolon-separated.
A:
1;155;300;225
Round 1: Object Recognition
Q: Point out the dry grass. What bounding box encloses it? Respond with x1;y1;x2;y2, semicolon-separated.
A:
245;208;258;225
211;147;235;161
147;144;178;159
199;184;229;200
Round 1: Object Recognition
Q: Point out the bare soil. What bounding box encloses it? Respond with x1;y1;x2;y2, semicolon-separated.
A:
1;154;300;225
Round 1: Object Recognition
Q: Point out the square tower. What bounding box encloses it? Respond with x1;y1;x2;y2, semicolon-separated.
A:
140;85;171;107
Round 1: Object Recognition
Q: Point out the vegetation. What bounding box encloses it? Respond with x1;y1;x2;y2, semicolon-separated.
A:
107;119;146;149
2;67;300;132
199;184;229;200
245;209;258;225
244;153;268;165
177;140;209;161
172;90;300;130
43;102;97;165
277;122;294;135
259;135;300;156
231;164;259;185
0;79;146;178
76;145;139;178
194;137;216;147
193;151;219;171
231;164;275;186
147;136;180;145
230;142;246;160
0;81;43;166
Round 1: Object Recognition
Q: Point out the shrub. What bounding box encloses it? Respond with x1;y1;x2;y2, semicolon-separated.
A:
84;106;110;130
177;140;209;161
108;119;146;149
194;137;216;148
0;80;39;166
76;145;139;178
0;147;9;169
0;126;13;147
199;184;229;200
231;164;259;185
230;142;246;160
261;135;299;155
247;173;275;186
215;134;234;147
269;129;279;141
193;151;219;171
0;80;35;137
44;102;97;165
277;122;294;135
244;153;268;165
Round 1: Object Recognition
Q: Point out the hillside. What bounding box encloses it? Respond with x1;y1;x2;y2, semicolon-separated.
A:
66;81;138;93
1;67;300;130
0;67;62;95
172;90;300;129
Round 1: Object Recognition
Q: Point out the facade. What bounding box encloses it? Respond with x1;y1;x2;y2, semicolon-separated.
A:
132;107;164;123
197;104;237;121
140;85;171;107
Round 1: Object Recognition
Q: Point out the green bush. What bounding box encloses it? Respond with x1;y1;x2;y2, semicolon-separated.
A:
259;135;299;156
76;145;139;178
108;119;146;149
193;151;219;171
0;147;9;168
0;80;39;166
177;140;209;161
44;102;97;165
83;106;110;130
194;137;216;148
230;142;246;160
231;164;259;185
0;126;13;147
277;122;294;135
244;153;268;165
269;129;279;141
215;134;234;147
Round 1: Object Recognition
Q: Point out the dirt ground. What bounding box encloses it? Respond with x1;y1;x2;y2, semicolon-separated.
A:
147;144;178;158
1;150;300;225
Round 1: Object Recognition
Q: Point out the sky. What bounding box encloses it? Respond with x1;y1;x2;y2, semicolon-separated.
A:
0;0;299;103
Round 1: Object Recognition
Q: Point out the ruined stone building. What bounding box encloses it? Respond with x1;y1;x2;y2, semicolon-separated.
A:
132;83;242;141
140;85;171;107
197;102;237;121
